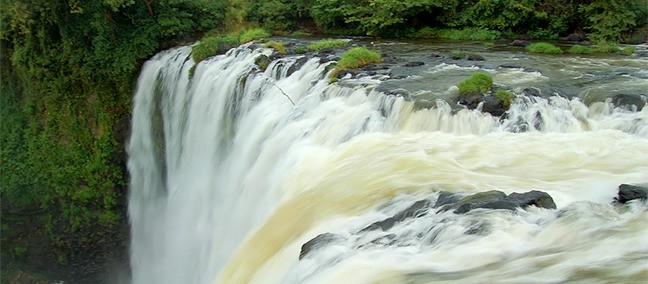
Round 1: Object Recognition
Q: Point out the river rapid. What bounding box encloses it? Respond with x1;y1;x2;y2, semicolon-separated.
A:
127;39;648;284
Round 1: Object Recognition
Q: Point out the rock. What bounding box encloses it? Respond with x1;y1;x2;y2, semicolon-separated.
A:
286;56;309;77
430;53;443;58
523;87;542;97
299;233;346;260
500;64;522;69
506;190;556;209
384;88;411;99
404;61;425;67
360;199;431;232
435;191;461;208
611;94;646;111
458;93;484;109
509;40;531;47
615;184;648;204
450;190;508;214
466;54;485;61
439;190;557;214
254;54;271;71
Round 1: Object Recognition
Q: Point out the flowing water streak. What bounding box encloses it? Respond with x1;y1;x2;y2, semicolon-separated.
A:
128;45;648;284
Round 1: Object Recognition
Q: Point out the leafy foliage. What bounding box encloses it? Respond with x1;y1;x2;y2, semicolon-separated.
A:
622;46;636;56
192;34;239;63
239;27;271;43
526;42;563;54
495;89;515;107
457;72;493;95
1;0;226;277
568;45;593;54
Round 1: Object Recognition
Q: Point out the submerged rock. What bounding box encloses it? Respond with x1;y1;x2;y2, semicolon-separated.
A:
404;61;425;67
299;233;346;260
611;94;646;111
615;184;648;204
466;54;485;61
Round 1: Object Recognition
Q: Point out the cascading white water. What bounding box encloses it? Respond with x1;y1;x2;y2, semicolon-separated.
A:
128;44;648;284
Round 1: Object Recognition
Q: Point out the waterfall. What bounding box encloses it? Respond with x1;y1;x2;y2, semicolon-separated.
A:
128;44;648;284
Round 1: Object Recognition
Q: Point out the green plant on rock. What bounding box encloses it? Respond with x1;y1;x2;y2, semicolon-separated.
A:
591;42;620;53
622;46;636;55
451;51;466;60
526;42;563;54
239;28;271;43
295;46;308;54
307;39;348;51
192;35;240;63
264;41;287;54
568;45;593;54
330;46;382;79
457;72;493;95
495;89;515;107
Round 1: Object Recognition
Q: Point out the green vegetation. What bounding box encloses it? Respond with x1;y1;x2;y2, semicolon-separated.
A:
264;41;287;54
307;39;349;51
239;27;271;43
622;46;636;55
295;46;308;54
451;51;466;60
457;72;494;95
330;47;382;80
526;42;563;54
568;45;593;54
591;42;621;53
292;31;313;37
193;35;240;63
244;0;646;43
495;89;515;107
1;0;226;280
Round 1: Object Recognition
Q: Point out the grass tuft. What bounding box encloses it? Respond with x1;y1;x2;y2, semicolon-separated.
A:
239;28;271;43
526;42;563;54
330;47;382;80
457;72;493;95
495;89;514;107
622;46;636;56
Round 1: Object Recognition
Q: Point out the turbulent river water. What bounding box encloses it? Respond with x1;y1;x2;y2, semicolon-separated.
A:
127;39;648;284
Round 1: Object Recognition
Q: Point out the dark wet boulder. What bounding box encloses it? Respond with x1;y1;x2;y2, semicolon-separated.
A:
430;53;443;58
286;56;309;77
457;93;508;117
615;184;648;204
458;93;484;109
435;191;461;208
507;190;556;209
611;94;646;111
404;61;425;67
299;233;346;260
439;190;556;214
360;199;431;232
523;87;542;97
565;32;587;42
467;54;485;61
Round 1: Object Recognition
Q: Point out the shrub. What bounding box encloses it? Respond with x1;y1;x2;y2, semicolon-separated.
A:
495;89;515;107
192;36;223;63
526;42;563;54
307;39;348;51
457;72;493;95
622;46;636;55
239;28;271;43
568;45;593;54
264;41;287;54
591;42;620;53
192;35;240;63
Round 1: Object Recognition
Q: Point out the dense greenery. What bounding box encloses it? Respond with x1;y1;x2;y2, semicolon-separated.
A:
1;0;226;280
526;42;563;54
245;0;647;42
330;46;382;80
568;45;593;54
457;72;493;95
